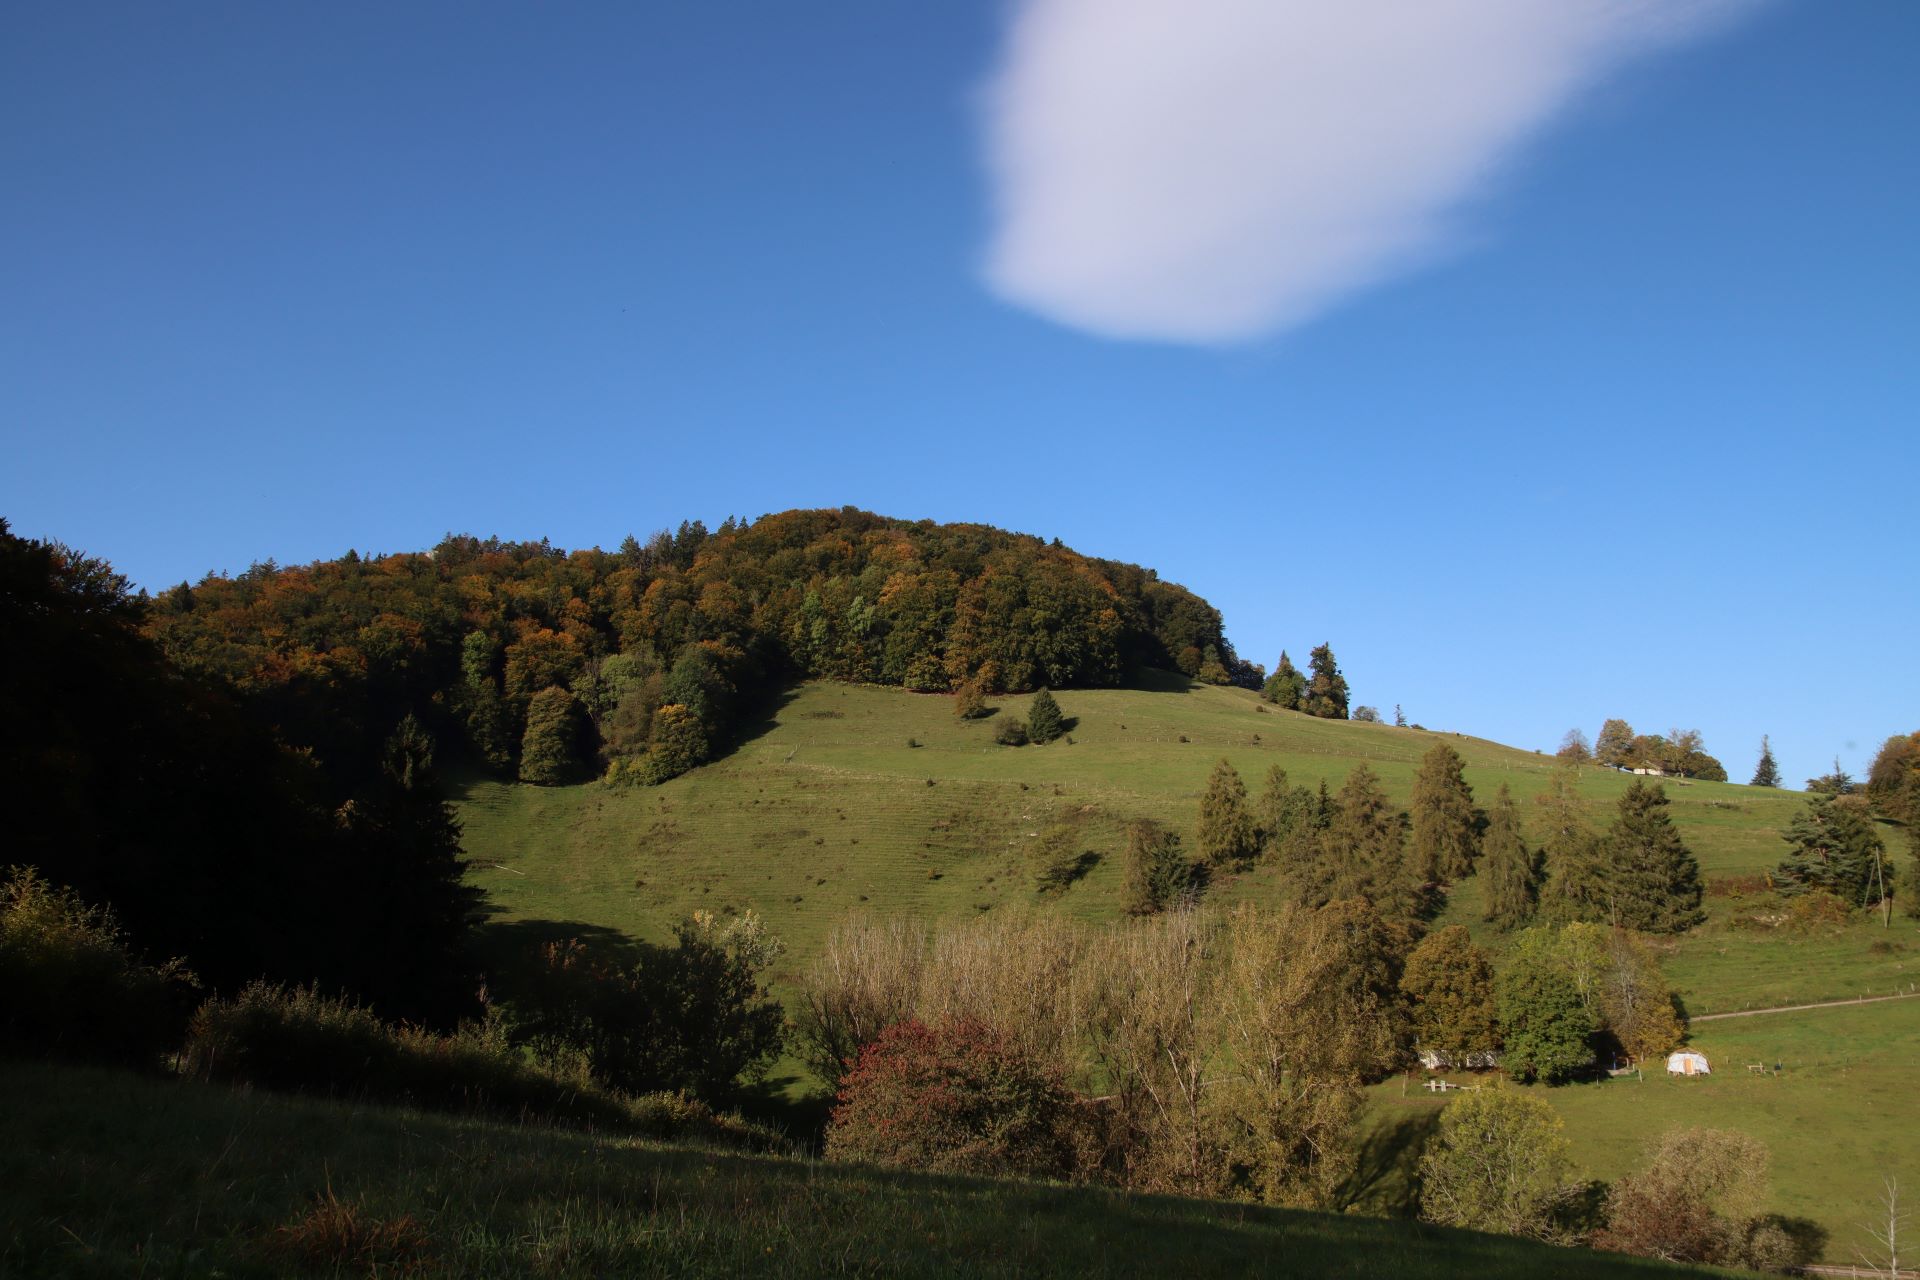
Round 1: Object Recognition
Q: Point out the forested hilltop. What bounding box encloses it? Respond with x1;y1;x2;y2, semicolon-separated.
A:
150;508;1253;789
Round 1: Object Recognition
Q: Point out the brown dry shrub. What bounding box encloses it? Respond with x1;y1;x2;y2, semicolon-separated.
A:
266;1185;436;1276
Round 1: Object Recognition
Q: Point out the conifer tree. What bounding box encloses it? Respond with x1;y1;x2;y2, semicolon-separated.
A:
1256;764;1315;853
1026;688;1065;743
1773;794;1887;906
1598;782;1704;933
1749;735;1781;788
1482;783;1541;929
1122;819;1192;915
1262;651;1306;710
1325;763;1419;918
1411;742;1478;882
1198;758;1257;866
1537;766;1607;925
1594;719;1635;768
1302;643;1350;720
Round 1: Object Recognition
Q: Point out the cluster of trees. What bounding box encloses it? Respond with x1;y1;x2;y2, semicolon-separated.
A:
1130;744;1705;940
1559;721;1726;781
1419;1097;1808;1271
800;903;1407;1205
143;509;1246;789
1260;644;1350;719
1;519;479;1027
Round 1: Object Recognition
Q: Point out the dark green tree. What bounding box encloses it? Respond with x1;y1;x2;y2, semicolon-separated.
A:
1410;742;1478;882
1262;651;1306;710
1496;929;1597;1084
1594;719;1635;768
1749;735;1782;788
1481;784;1541;929
1122;819;1193;915
1773;794;1888;906
1805;759;1855;795
1256;765;1314;853
1598;782;1704;933
1401;926;1499;1056
1026;689;1065;743
1198;758;1258;866
1324;763;1420;919
1537;766;1607;925
519;687;585;784
1302;643;1349;720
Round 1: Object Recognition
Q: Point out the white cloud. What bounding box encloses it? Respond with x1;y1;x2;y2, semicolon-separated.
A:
979;0;1761;343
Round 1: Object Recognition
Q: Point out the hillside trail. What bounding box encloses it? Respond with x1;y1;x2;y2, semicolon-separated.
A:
1691;990;1918;1023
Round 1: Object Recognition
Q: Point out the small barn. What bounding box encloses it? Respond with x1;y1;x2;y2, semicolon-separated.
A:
1666;1050;1711;1077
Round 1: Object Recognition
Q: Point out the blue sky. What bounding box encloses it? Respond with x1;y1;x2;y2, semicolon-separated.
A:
3;2;1913;789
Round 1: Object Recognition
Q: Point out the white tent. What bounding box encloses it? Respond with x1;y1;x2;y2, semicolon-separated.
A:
1666;1051;1711;1076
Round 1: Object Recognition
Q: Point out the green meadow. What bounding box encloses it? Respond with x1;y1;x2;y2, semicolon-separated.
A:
455;676;1920;1262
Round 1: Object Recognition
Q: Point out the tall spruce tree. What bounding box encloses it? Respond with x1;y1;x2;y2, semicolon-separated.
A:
1482;783;1542;929
1198;758;1258;866
1598;782;1705;933
1262;651;1306;710
1410;742;1479;882
1773;794;1887;906
1303;643;1350;720
1537;766;1607;925
1325;763;1420;919
1026;688;1065;743
1256;764;1314;853
1750;735;1782;788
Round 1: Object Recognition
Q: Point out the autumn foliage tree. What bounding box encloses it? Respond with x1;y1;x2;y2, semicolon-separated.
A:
1400;926;1499;1057
825;1017;1078;1178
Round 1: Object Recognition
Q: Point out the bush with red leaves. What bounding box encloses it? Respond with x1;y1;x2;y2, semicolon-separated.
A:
824;1017;1076;1179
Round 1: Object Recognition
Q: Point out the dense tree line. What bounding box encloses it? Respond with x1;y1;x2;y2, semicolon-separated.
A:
0;519;478;1026
145;509;1243;788
1581;719;1727;780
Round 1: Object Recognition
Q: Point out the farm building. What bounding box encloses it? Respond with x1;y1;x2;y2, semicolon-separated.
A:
1417;1048;1501;1071
1666;1050;1711;1076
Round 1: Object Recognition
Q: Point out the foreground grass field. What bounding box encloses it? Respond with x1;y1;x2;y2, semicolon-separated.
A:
1;1062;1733;1279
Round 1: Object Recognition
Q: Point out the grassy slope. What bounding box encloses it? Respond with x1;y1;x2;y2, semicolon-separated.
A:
1355;997;1920;1263
1;1061;1730;1279
455;677;1920;1262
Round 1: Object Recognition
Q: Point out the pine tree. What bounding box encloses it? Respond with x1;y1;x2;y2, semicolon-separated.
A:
1302;643;1350;720
1481;784;1541;929
1394;704;1407;728
1256;764;1315;854
1598;782;1704;933
1262;651;1306;710
1773;794;1887;906
1026;688;1065;743
1325;763;1419;919
1198;758;1257;866
1594;719;1635;768
1537;766;1608;925
1749;736;1781;788
1410;742;1478;882
1122;819;1192;915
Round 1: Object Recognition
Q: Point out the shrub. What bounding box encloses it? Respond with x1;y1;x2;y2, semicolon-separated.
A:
1418;1088;1574;1239
952;680;988;720
1597;1127;1803;1270
995;718;1030;747
0;867;197;1067
826;1017;1077;1178
793;917;927;1084
506;911;785;1105
184;982;786;1151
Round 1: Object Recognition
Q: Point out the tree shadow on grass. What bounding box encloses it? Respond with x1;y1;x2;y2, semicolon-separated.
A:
1338;1104;1441;1217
